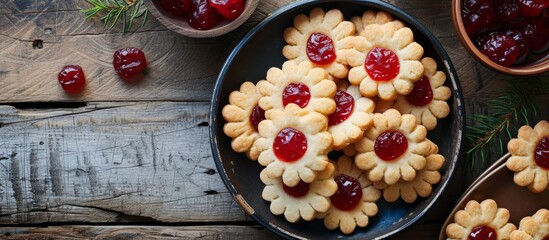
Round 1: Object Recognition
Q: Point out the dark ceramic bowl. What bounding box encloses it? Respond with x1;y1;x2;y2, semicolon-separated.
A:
210;0;465;239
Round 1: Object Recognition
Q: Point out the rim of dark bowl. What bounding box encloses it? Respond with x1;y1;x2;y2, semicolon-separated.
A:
209;0;466;239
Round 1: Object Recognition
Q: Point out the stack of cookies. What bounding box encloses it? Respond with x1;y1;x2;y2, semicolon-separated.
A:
222;8;452;234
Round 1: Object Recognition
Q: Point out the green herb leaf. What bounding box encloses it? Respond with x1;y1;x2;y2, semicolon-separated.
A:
82;0;148;33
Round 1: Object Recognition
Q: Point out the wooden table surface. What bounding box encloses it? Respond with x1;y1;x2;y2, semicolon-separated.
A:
0;0;547;239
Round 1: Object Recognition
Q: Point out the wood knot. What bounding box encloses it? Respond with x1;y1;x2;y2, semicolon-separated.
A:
32;39;43;49
198;122;209;127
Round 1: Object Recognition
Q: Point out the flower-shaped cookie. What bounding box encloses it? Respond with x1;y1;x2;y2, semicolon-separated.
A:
374;147;445;203
506;120;549;193
446;199;516;240
255;104;332;187
345;22;424;101
222;81;265;160
510;208;549;240
354;109;435;185
257;60;337;118
260;162;337;223
328;81;375;150
377;57;451;130
282;8;355;79
318;156;380;234
350;10;405;36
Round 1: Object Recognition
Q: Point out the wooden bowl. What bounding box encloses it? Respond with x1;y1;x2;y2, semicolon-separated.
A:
210;0;465;239
452;0;549;75
144;0;259;38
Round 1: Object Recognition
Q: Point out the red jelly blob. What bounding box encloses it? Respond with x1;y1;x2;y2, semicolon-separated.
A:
463;2;496;36
365;47;400;81
479;32;520;67
282;82;311;108
283;180;310;198
113;47;147;79
306;32;337;65
374;131;408;161
330;174;363;211
468;225;497;240
542;235;549;240
406;76;434;106
328;90;355;126
517;0;549;17
534;137;549;169
208;0;244;20
273;128;307;162
156;0;191;17
249;105;265;132
58;65;86;94
187;0;221;30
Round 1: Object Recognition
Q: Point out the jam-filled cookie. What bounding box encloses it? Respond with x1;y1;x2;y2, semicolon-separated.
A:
344;22;424;101
255;104;332;187
354;109;435;185
282;8;355;79
350;10;405;36
374;144;444;203
260;162;337;223
222;81;265;160
318;156;380;234
506;120;549;193
380;57;451;130
257;60;337;118
510;208;549;240
446;199;517;240
328;81;375;150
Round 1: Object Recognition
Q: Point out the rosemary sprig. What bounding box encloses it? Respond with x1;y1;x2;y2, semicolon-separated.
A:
466;77;549;170
82;0;149;33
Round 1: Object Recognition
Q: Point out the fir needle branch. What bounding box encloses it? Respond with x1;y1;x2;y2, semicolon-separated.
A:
82;0;148;33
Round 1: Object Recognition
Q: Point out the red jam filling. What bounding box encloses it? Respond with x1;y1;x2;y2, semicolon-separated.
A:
283;180;310;198
406;76;434;106
273;128;307;162
365;47;400;81
306;32;337;65
374;131;408;161
468;225;497;240
249;105;265;132
328;90;355;126
330;174;363;211
282;82;311;108
534;137;549;169
542;235;549;240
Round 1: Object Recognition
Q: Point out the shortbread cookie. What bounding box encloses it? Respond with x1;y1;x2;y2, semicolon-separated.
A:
374;146;444;203
328;81;375;150
344;22;424;100
318;156;380;234
222;81;265;160
282;8;355;79
446;199;516;240
506;120;549;193
376;57;451;130
255;104;332;187
350;10;405;36
510;208;549;240
354;109;435;185
257;60;337;118
260;162;337;223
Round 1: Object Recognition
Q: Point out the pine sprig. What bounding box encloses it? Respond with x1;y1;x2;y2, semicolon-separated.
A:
82;0;149;33
466;77;549;170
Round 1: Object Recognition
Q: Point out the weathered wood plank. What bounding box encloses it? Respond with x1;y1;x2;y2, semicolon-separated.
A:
0;223;442;239
0;101;251;224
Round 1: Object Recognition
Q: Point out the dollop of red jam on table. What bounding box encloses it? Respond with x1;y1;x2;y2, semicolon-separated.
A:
328;90;355;126
374;131;408;161
249;105;265;132
535;136;549;169
273;128;307;162
283;180;310;198
406;76;434;106
365;47;400;81
468;225;497;240
58;65;86;94
306;32;337;65
282;82;311;108
330;174;363;211
113;47;147;79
